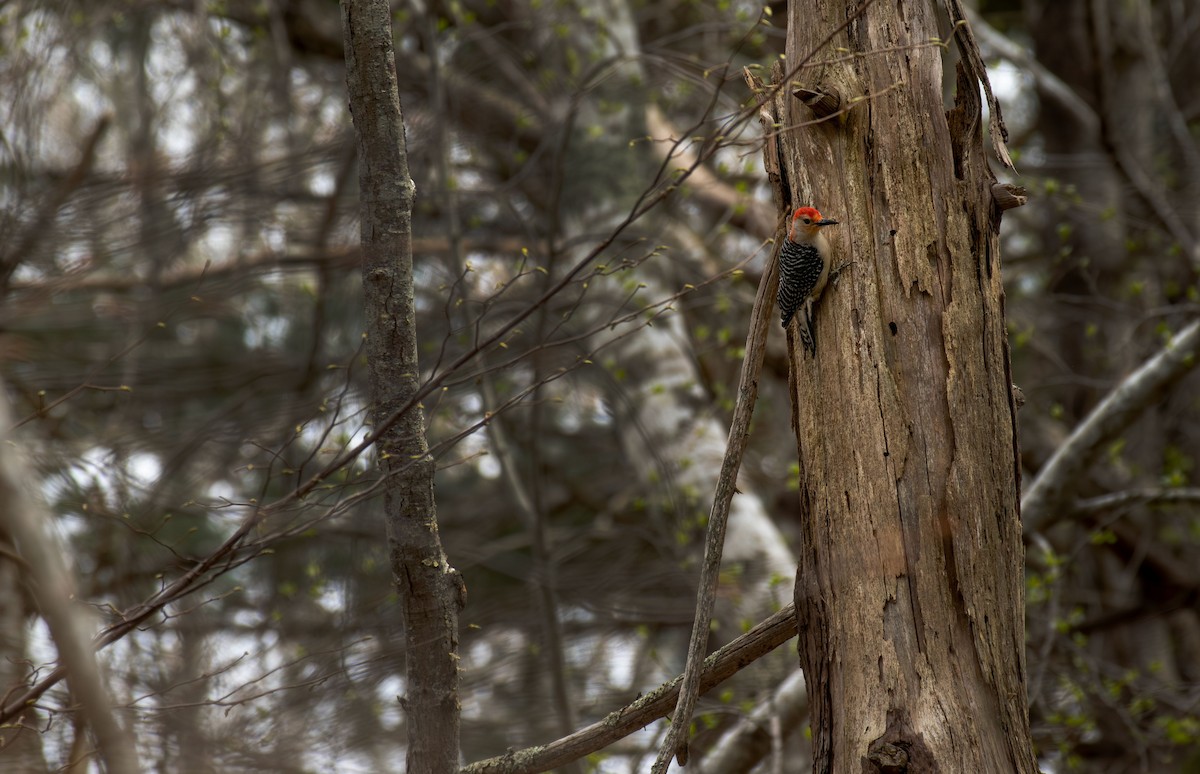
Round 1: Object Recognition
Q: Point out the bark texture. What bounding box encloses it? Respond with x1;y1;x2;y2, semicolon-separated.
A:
764;1;1036;771
342;2;464;770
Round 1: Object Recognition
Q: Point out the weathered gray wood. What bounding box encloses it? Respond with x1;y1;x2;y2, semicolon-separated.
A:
770;1;1037;770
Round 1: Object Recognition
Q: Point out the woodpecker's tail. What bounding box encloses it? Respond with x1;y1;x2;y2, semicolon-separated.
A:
799;306;817;358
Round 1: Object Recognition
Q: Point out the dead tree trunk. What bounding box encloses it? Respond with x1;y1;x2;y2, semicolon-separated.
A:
760;1;1038;770
342;2;464;770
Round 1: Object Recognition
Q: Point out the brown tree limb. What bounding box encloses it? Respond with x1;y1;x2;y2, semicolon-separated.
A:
461;603;799;774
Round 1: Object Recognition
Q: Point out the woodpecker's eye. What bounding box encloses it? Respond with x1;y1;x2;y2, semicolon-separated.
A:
802;218;812;224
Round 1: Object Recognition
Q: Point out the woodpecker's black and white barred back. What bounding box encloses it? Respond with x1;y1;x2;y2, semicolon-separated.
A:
778;206;838;357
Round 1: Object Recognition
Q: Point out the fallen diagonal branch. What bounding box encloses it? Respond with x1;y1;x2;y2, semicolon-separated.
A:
460;603;799;774
1022;319;1200;535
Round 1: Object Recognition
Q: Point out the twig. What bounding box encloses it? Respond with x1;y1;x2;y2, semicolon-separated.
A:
1071;487;1200;514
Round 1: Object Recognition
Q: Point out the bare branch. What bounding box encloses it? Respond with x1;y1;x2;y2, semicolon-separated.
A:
1072;487;1200;514
1022;319;1200;536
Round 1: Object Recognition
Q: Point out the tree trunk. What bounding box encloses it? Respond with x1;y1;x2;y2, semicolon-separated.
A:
764;1;1038;770
0;542;46;772
341;2;464;770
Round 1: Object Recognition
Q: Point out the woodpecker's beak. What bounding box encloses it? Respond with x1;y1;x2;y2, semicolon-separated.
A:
817;218;838;226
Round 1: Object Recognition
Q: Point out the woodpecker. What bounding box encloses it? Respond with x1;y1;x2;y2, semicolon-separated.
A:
778;205;839;357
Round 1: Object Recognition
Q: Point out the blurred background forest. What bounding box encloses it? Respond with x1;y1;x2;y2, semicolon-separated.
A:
1;0;1199;772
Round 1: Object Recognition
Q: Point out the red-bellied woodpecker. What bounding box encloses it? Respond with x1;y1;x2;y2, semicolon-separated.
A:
778;205;839;357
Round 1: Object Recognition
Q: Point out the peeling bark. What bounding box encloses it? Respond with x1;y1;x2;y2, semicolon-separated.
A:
762;1;1037;770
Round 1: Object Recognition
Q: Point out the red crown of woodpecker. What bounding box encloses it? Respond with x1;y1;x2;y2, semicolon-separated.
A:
793;206;824;222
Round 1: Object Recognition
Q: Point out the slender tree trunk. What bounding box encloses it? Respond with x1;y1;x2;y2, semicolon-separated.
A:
0;541;46;771
763;1;1037;770
341;2;464;770
0;385;140;774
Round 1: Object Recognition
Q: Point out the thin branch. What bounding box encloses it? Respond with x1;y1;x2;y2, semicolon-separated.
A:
1071;487;1200;514
1022;318;1200;536
460;603;799;774
650;211;786;772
